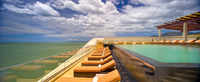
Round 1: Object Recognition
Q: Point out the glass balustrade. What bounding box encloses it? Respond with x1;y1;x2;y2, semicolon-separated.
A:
0;45;95;82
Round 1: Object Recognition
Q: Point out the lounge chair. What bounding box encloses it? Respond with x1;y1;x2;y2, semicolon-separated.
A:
74;60;116;77
136;41;142;44
150;40;158;44
91;50;110;56
163;40;170;43
194;40;200;45
114;41;118;45
98;40;103;44
143;41;151;44
56;69;121;82
88;52;111;60
170;40;179;44
81;55;113;66
118;41;124;45
178;40;195;45
184;40;196;45
178;40;185;43
126;41;133;44
172;40;184;45
158;40;165;44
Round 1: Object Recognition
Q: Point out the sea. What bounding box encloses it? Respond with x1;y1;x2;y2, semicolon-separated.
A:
0;42;87;69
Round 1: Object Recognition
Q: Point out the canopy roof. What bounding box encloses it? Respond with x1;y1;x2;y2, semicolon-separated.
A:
155;11;200;31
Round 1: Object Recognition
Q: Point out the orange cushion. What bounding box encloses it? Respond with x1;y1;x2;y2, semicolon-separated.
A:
101;60;116;71
82;56;113;65
98;70;121;82
74;60;116;72
88;52;111;59
74;66;101;72
56;77;93;82
92;50;110;56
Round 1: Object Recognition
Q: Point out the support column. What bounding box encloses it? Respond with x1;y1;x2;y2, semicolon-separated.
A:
183;22;187;41
159;29;161;41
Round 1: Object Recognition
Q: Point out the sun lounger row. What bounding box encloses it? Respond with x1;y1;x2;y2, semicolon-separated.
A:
74;47;117;77
56;47;121;82
150;40;200;45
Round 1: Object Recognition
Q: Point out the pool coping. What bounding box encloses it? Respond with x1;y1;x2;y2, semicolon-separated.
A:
117;46;200;67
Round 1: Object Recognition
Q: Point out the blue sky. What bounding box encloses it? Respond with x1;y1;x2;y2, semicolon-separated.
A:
0;0;200;42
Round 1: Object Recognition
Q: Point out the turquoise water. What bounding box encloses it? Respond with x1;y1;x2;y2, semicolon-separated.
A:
0;42;86;69
117;45;200;63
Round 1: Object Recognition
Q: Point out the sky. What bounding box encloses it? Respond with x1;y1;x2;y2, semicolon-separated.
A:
0;0;199;42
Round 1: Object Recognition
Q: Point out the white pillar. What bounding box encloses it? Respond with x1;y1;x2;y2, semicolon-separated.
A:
159;29;161;40
183;22;187;41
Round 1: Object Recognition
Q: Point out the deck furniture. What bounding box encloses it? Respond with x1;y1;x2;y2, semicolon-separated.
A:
88;52;111;60
143;41;151;44
179;40;195;45
126;41;133;44
195;40;200;45
157;40;165;44
81;55;113;66
170;40;180;44
74;60;116;77
91;50;110;56
135;41;142;44
56;70;121;82
150;40;158;44
118;41;124;45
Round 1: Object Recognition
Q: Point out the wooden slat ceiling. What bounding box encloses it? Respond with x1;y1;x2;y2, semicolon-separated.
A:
155;11;200;31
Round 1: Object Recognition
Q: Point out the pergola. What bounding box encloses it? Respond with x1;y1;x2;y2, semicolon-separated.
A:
154;11;200;41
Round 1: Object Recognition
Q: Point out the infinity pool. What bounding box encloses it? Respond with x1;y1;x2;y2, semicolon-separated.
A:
117;45;200;63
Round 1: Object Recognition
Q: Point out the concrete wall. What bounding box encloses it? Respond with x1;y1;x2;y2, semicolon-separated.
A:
104;37;197;42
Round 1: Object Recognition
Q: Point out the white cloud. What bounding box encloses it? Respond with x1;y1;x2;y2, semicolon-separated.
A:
6;0;23;3
138;0;173;5
3;1;59;16
3;4;35;14
50;0;118;15
129;0;140;5
1;0;200;39
106;0;121;5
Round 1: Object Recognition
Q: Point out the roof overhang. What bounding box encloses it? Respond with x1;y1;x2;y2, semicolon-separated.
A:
155;11;200;31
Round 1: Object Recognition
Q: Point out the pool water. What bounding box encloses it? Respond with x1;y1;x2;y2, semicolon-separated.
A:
117;45;200;63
